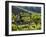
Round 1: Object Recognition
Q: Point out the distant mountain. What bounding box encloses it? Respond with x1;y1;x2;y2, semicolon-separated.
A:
19;6;41;13
12;6;41;15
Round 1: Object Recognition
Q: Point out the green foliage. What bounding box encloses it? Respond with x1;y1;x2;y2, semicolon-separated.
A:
21;16;30;22
12;12;41;31
12;14;16;21
31;14;41;24
12;24;17;31
20;12;30;16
